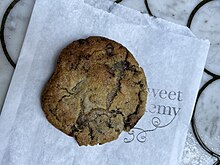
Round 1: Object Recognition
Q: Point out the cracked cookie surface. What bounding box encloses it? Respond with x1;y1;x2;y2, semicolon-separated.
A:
41;36;147;146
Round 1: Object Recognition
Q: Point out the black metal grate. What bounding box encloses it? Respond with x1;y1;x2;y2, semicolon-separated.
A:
186;0;220;164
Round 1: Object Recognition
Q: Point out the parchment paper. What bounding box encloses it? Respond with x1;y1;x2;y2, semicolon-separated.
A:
0;0;209;165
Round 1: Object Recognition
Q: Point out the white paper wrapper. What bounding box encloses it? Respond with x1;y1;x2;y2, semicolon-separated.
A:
0;0;210;165
84;0;196;38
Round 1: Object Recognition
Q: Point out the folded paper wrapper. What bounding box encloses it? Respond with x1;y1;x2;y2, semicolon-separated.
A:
0;0;210;165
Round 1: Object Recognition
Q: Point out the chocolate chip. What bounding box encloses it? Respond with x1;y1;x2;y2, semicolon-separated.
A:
78;39;89;45
69;63;75;70
106;44;114;56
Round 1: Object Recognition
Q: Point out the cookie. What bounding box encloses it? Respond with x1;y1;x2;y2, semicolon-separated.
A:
41;36;147;146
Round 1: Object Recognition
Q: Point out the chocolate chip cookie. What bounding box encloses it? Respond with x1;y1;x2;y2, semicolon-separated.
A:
41;36;147;146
